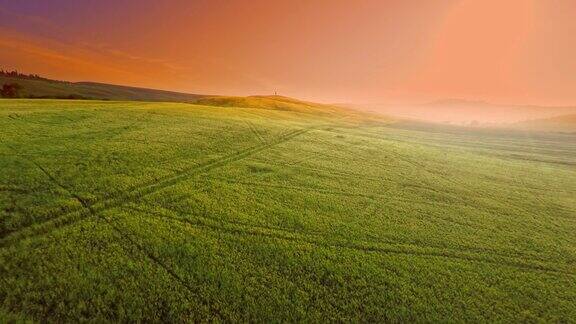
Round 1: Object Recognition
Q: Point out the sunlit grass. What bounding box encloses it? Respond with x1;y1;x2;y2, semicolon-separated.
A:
0;99;575;321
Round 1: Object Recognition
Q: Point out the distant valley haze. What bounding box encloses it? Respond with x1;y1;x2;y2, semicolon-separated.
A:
351;99;576;125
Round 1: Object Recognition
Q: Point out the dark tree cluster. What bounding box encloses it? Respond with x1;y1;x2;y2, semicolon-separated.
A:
0;69;46;81
1;83;23;98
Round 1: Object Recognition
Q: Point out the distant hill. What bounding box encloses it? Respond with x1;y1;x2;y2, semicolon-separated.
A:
352;99;576;125
194;95;346;115
0;73;362;116
510;114;576;133
0;75;206;102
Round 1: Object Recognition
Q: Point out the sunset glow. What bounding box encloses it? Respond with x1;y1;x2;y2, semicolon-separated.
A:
1;0;575;106
2;1;576;321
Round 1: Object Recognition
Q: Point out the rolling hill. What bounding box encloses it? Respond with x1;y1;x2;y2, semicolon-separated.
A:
194;95;349;116
0;98;575;321
0;75;205;102
0;75;355;116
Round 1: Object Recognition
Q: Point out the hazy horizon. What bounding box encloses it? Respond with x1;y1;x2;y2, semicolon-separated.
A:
3;67;575;124
1;0;576;108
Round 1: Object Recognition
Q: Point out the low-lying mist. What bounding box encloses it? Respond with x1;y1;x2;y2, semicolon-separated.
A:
351;99;576;131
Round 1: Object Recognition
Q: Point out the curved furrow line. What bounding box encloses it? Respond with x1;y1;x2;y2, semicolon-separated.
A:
0;127;314;247
131;204;576;277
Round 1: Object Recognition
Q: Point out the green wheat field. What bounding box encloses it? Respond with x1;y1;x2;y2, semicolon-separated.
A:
1;99;575;322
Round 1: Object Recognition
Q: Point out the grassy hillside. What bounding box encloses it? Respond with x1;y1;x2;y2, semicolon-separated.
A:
0;99;575;321
0;75;205;102
195;95;344;115
0;75;352;116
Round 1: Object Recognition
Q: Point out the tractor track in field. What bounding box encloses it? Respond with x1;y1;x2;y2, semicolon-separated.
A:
149;198;563;270
97;208;224;319
284;164;391;184
208;174;548;233
382;147;553;221
350;129;576;222
13;165;225;319
128;203;576;277
1;128;310;241
207;177;472;211
99;127;309;199
1;128;311;318
209;177;379;199
0;127;314;247
244;120;266;143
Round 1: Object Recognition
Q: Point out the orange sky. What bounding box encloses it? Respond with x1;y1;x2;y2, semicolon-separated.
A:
1;0;575;105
